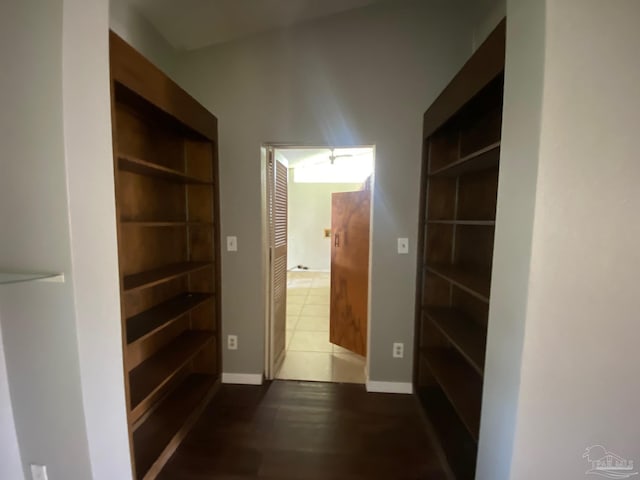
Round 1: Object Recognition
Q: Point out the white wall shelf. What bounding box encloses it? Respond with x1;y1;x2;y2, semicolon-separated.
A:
0;272;65;285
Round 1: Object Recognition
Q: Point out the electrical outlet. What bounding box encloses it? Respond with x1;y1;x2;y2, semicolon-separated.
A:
227;335;238;350
30;465;48;480
393;342;404;359
397;238;409;254
227;236;238;252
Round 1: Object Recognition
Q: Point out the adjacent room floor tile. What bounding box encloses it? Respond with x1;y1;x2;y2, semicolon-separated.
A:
288;331;333;353
296;315;329;332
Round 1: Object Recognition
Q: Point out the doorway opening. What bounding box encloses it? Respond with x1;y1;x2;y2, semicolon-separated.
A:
264;145;374;384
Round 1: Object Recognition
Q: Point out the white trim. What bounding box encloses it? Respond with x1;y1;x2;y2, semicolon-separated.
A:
366;381;413;394
222;373;264;385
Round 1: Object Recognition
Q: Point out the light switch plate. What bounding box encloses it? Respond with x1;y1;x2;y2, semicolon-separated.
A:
227;236;238;252
30;465;48;480
397;238;409;254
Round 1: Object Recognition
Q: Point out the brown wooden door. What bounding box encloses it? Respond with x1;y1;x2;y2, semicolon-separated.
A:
330;190;370;357
268;151;288;375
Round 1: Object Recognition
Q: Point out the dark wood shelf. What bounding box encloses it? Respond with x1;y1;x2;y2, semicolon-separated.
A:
426;307;487;375
129;331;214;416
426;263;491;302
430;142;500;177
422;348;482;441
121;220;214;227
427;220;495;226
118;154;212;185
123;261;212;292
416;387;478;479
133;373;218;480
127;293;214;344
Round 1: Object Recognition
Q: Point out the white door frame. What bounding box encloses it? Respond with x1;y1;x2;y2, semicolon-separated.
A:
261;143;376;381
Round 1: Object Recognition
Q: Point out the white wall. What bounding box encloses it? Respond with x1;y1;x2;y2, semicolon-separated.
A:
63;0;133;478
0;1;93;478
479;0;640;478
476;0;545;478
110;0;177;77
508;0;640;477
173;0;478;380
288;177;362;271
0;326;22;480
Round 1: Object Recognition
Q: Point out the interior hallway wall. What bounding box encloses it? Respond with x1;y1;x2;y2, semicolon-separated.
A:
0;1;93;478
288;176;361;271
173;0;480;381
0;324;22;480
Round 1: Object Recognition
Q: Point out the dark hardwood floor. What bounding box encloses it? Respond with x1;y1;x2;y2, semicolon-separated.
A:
157;380;450;479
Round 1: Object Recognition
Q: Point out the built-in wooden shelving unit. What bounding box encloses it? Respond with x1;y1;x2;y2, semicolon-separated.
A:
413;19;506;479
110;32;221;480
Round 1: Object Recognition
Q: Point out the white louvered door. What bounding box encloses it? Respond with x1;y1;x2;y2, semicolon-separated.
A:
268;149;288;377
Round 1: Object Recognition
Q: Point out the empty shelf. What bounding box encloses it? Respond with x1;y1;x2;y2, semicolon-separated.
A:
126;293;214;344
133;373;217;479
426;307;487;375
422;348;482;441
118;154;212;184
426;263;491;302
123;262;212;292
430;142;500;177
129;331;214;418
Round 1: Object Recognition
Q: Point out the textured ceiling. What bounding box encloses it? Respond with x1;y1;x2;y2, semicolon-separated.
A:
127;0;391;51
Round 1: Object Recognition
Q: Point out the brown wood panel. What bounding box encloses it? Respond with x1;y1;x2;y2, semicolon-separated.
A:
451;286;490;329
186;185;214;222
422;19;506;138
428;128;459;173
184;139;213;183
133;374;219;480
126;293;214;344
119;154;212;185
110;32;217;142
115;104;184;171
119;225;187;276
416;387;477;479
127;315;190;371
425;224;454;264
426;307;487;375
330;190;370;357
426;263;491;303
123;261;212;292
426;176;457;220
431;143;500;178
457;168;499;221
129;331;214;414
454;225;496;271
118;170;186;223
422;348;482;441
123;277;187;319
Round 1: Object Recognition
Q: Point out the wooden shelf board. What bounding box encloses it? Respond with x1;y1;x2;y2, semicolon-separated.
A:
427;220;495;226
121;220;214;227
123;261;212;292
422;348;482;441
430;142;500;177
416;387;478;479
127;293;214;344
426;263;491;303
133;373;218;480
118;154;212;185
129;331;214;417
426;307;487;375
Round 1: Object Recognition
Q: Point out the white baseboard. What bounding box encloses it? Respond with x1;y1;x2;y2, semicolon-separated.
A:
222;373;264;385
366;380;413;394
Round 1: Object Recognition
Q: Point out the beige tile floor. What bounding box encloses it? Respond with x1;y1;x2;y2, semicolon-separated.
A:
276;270;366;384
